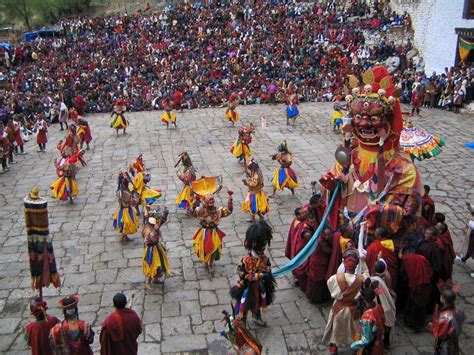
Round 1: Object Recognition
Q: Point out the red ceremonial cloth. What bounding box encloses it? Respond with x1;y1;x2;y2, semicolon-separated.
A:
25;316;59;355
100;308;142;355
401;253;432;288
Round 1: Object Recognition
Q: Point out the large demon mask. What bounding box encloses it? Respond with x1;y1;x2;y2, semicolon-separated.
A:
346;66;402;151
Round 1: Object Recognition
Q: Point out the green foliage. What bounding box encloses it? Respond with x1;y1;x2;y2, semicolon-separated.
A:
0;0;96;29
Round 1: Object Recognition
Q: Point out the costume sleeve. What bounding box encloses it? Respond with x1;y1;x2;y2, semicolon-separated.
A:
327;275;340;299
350;319;377;351
360;260;370;279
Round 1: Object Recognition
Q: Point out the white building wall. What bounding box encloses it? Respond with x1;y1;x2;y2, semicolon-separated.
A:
391;0;474;74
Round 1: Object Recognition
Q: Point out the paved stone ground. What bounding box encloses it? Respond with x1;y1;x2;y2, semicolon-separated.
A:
0;102;473;355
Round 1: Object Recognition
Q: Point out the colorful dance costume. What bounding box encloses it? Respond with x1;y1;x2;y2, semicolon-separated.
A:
175;152;198;210
331;104;344;131
142;208;170;289
112;173;139;241
286;94;300;125
242;160;270;220
77;119;92;150
161;99;177;128
192;192;233;271
50;151;85;202
49;296;93;355
221;310;262;354
230;124;254;163
110;99;128;132
271;142;298;195
133;172;162;206
230;220;276;325
351;279;385;355
225;93;240;125
59;125;80;156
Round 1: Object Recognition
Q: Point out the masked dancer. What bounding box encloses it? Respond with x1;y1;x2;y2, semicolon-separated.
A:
270;141;298;198
230;123;255;165
142;207;170;290
225;93;240;126
175;152;198;213
241;159;270;223
113;172;139;244
230;220;276;326
191;179;233;272
110;98;128;136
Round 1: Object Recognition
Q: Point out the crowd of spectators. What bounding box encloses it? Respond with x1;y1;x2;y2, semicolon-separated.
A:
0;0;472;128
0;0;413;120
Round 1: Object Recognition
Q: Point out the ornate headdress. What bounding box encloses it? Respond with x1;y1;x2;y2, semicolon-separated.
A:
345;66;402;150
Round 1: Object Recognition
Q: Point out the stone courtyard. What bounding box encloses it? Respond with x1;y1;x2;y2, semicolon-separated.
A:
0;102;473;354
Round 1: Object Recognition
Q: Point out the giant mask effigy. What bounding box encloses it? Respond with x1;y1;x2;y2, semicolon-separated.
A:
320;66;422;236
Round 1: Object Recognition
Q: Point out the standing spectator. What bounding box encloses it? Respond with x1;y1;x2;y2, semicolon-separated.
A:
455;202;474;274
0;124;10;173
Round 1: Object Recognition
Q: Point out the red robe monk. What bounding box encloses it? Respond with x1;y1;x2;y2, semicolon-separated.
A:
304;227;339;303
100;293;142;355
292;218;314;290
285;205;308;260
400;250;432;331
435;222;455;282
365;227;399;290
421;185;435;225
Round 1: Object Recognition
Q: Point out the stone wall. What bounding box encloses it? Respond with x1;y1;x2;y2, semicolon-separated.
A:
391;0;474;73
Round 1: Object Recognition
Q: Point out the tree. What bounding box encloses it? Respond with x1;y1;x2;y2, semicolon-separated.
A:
0;0;34;30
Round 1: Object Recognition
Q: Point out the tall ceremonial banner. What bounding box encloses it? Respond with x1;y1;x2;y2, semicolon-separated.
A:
272;183;341;278
24;188;61;294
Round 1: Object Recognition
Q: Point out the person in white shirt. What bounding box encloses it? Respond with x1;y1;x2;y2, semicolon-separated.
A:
323;249;369;354
455;202;474;270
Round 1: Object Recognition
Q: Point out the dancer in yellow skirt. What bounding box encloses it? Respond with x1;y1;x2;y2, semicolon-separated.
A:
230;123;255;165
161;98;177;129
113;172;140;243
50;150;85;203
192;190;233;273
242;159;270;223
142;207;170;290
225;93;240;126
110;98;128;135
175;152;198;213
270;141;299;197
